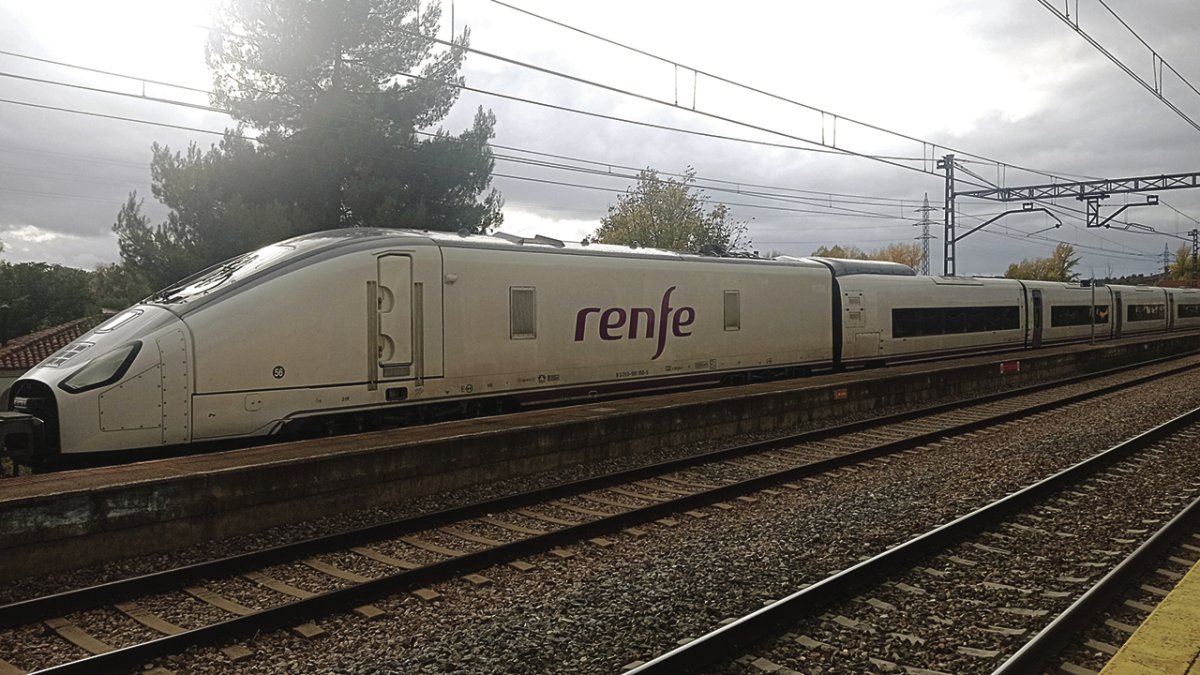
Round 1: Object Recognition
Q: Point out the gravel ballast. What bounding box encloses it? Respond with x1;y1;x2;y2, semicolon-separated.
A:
103;367;1200;674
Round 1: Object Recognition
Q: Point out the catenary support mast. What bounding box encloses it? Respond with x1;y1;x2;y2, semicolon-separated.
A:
940;156;1200;275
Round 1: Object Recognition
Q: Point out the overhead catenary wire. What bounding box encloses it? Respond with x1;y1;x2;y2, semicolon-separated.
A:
337;22;948;181
0;46;934;209
1095;0;1200;101
0;57;943;170
1038;0;1200;134
980;226;1157;262
0;97;917;224
484;0;1106;185
962;203;1158;256
0;92;1162;260
192;21;1010;189
475;0;1197;260
0;94;921;224
0;56;953;219
0;23;1180;267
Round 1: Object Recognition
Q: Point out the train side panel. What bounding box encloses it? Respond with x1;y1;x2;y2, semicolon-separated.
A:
1170;288;1200;330
839;276;1026;363
1109;285;1169;336
186;241;447;441
185;239;834;442
437;246;834;400
1020;281;1114;346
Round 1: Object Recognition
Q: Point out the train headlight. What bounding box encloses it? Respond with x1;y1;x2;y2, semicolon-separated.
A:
58;342;142;394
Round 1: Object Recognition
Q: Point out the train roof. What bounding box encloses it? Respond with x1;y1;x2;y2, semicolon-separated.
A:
142;227;830;313
776;256;917;277
216;227;830;269
424;229;827;268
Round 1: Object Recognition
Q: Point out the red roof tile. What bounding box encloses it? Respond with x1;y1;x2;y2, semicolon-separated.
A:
0;316;106;370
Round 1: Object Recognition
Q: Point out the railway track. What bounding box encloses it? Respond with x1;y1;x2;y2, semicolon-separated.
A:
2;355;1200;674
628;404;1200;674
993;504;1200;672
1036;518;1200;674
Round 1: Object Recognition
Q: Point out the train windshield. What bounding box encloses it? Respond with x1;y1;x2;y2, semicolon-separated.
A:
147;243;297;304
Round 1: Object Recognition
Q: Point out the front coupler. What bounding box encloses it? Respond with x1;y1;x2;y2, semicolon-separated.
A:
0;411;44;466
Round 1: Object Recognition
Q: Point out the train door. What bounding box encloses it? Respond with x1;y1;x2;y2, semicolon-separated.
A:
371;252;443;394
1031;289;1043;348
374;254;414;389
1114;291;1123;338
843;290;881;359
1168;293;1177;331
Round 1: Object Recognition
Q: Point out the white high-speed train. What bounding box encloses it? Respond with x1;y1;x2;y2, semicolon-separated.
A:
2;228;1197;467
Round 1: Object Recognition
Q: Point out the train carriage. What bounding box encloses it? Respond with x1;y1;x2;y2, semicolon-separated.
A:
1019;280;1113;347
1169;288;1200;330
833;275;1027;364
437;240;834;405
1110;285;1170;337
3;229;836;464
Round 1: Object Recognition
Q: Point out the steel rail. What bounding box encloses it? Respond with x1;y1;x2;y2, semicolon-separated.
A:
628;406;1200;673
21;361;1200;673
3;353;1198;632
991;491;1200;673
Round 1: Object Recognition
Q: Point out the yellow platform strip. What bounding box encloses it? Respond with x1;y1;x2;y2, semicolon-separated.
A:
1101;557;1200;674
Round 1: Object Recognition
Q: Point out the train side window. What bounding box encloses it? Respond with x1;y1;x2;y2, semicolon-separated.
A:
1127;303;1165;322
892;306;1019;338
1051;305;1110;326
1179;303;1200;318
724;290;741;331
510;287;537;339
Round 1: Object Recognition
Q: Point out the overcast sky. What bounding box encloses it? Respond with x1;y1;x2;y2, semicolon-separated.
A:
1;0;1200;278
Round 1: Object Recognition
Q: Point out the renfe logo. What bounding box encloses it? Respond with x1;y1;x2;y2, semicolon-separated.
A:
574;286;695;360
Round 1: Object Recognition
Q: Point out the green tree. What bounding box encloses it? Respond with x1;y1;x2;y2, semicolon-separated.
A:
90;263;153;311
592;168;749;252
116;0;501;287
810;242;921;269
115;135;318;288
0;262;95;338
811;244;867;259
872;242;922;268
1004;243;1080;281
206;0;502;230
1169;244;1198;280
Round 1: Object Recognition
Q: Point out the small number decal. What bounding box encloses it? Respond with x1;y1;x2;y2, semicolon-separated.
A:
272;366;285;379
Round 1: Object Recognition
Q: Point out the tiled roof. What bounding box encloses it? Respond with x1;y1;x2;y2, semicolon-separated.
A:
0;316;106;371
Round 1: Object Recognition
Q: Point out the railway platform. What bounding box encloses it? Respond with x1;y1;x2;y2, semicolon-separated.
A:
1100;554;1200;675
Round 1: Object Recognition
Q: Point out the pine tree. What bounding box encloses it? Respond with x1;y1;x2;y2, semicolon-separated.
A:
115;0;502;287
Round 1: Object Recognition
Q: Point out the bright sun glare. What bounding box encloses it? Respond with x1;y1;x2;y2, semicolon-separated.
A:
36;0;219;85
